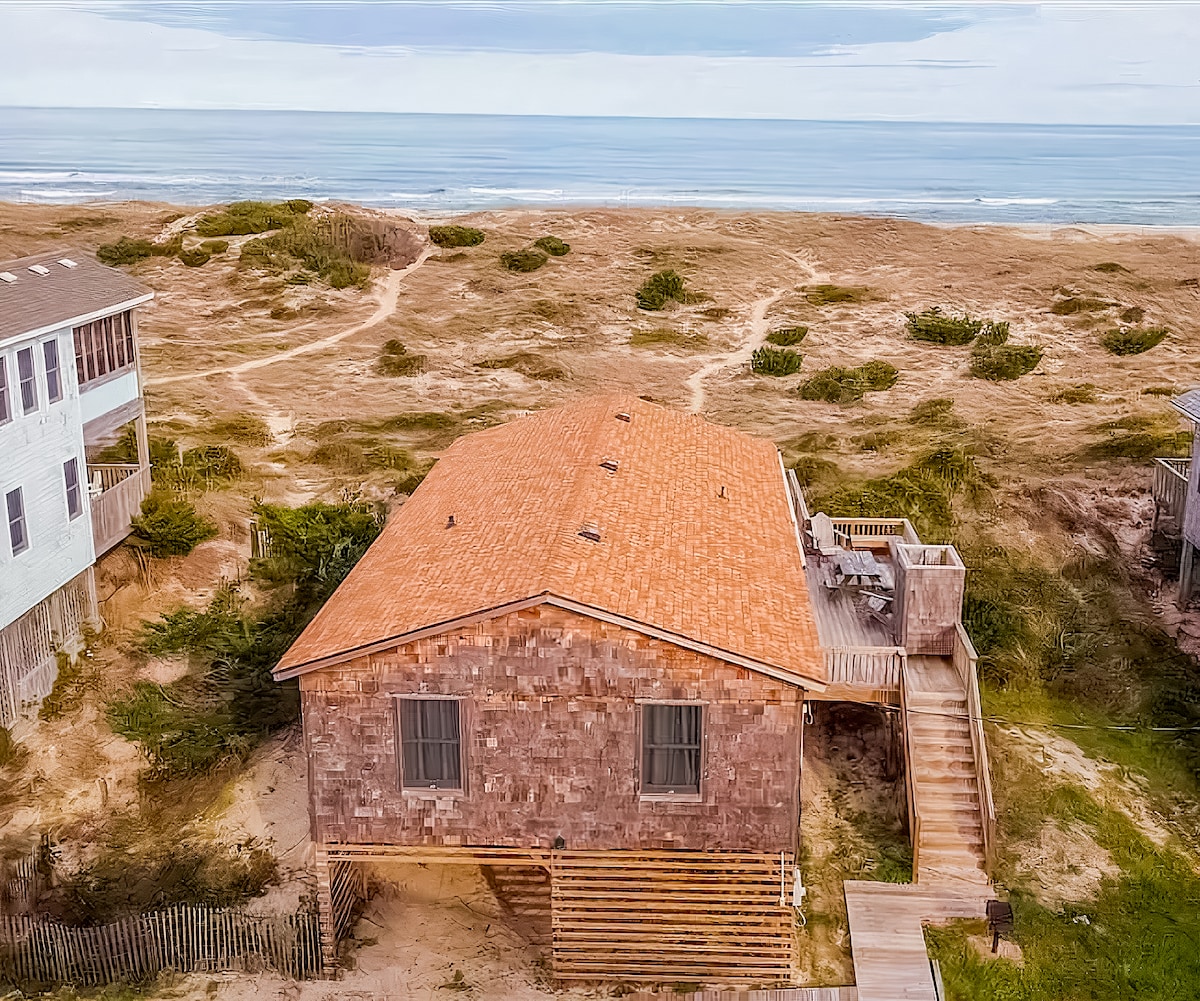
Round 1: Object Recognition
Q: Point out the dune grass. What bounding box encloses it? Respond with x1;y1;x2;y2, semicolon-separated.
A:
533;236;570;256
751;345;804;376
375;338;427;377
766;326;808;347
636;269;702;310
475;352;566;380
97;236;181;266
629;328;709;349
1118;305;1144;323
1092;261;1129;273
195;199;312;238
1049;384;1098;405
905;308;1009;347
907;398;956;424
805;284;870;306
240;221;371;289
799;360;898;403
500;248;549;273
1101;326;1167;356
1051;296;1111;315
204;414;273;447
429;225;485;248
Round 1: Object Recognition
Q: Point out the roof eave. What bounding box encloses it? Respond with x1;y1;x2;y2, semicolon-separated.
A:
0;291;155;348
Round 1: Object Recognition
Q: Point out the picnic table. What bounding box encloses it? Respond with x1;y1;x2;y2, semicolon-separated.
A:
832;550;885;589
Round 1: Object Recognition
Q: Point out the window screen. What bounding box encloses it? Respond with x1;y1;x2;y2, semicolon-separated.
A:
642;704;702;795
44;339;62;403
16;347;36;414
64;458;82;520
398;698;463;789
7;487;27;555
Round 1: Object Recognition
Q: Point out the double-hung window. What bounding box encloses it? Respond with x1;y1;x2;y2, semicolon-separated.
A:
16;347;36;414
642;704;703;796
0;356;9;424
43;339;63;403
397;697;463;790
64;458;82;520
6;487;28;555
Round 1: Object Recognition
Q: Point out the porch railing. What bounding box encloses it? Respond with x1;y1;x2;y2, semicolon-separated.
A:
952;624;996;870
829;517;922;549
1153;457;1191;532
824;645;905;691
88;464;150;556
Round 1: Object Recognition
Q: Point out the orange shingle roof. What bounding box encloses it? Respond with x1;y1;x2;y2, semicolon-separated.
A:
275;395;825;686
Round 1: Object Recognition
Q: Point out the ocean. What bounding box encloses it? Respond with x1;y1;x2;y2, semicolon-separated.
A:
3;107;1199;225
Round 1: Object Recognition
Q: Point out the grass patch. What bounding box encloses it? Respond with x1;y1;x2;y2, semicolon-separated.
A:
804;284;870;306
205;414;273;447
1050;296;1111;315
1049;384;1098;405
1101;326;1168;356
906;308;1008;346
766;326;808;347
177;247;211;268
500;248;548;273
970;344;1043;381
1092;261;1129;273
1119;305;1144;323
475;352;566;380
533;236;570;257
39;650;94;721
751;345;804;377
129;492;218;558
908;397;956;424
96;236;181;267
375;338;427;377
628;328;709;349
799;360;898;403
1142;386;1178;397
152;441;244;493
1084;428;1191;460
55;213;119;231
199;239;229;255
195;199;312;238
429;225;485;248
789;455;840;489
636;270;701;311
700;306;732;321
240;221;371;289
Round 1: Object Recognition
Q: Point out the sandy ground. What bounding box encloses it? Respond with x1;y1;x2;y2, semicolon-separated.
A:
2;201;1199;994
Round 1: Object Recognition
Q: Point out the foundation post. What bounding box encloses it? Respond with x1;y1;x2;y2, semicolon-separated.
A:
1180;541;1196;608
313;845;338;976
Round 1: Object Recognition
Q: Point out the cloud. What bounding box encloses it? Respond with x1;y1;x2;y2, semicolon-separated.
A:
0;4;1197;123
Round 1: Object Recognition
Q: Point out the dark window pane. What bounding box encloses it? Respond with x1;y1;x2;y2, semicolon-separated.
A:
7;487;27;554
44;339;62;403
399;698;462;789
73;327;85;385
64;458;81;519
16;347;36;413
124;313;135;366
642;704;702;794
0;357;9;423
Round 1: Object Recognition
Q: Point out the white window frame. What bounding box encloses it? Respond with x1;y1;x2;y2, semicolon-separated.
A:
16;346;37;415
43;337;63;404
6;486;28;556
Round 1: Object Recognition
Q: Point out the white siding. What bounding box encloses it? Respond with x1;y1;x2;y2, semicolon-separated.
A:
0;326;95;632
79;368;140;425
1186;429;1200;550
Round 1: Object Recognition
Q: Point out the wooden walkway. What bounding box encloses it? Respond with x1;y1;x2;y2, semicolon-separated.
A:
626;989;857;1001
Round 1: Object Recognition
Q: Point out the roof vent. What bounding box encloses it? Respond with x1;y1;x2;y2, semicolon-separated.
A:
58;258;78;269
614;412;631;422
599;458;619;472
0;272;15;284
446;514;456;529
578;522;601;543
28;264;50;276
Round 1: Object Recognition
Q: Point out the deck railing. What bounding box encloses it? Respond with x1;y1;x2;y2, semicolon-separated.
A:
825;646;905;690
899;668;922;880
1153;457;1191;532
953;624;996;870
829;517;922;549
88;464;150;556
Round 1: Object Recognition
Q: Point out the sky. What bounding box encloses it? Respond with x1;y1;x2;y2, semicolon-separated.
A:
0;1;1198;123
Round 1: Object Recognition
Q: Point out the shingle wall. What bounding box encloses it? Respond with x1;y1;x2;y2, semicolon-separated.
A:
300;604;804;852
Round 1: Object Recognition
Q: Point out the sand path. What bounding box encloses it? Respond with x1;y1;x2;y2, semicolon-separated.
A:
146;247;433;387
685;248;824;413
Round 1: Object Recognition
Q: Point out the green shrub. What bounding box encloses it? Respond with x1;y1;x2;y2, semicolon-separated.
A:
130;492;217;557
376;338;427;377
908;398;955;424
799;360;899;403
766;326;808;347
429;225;485;248
636;270;694;311
1051;296;1111;315
1119;305;1144;323
905;307;1002;346
1093;261;1129;273
97;236;179;266
805;284;870;306
628;328;708;349
500;248;548;273
1142;386;1178;397
789;455;839;489
475;352;566;380
1101;326;1167;356
199;239;229;255
195;200;311;238
240;222;371;289
178;247;211;268
970;343;1043;381
1085;429;1191;460
1049;384;1098;404
533;236;570;256
751;345;804;377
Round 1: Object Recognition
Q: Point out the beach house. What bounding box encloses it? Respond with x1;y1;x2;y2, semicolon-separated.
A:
275;394;994;984
1152;389;1200;606
0;250;153;731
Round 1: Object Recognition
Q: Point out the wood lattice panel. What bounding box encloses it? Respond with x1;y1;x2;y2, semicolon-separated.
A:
549;851;796;984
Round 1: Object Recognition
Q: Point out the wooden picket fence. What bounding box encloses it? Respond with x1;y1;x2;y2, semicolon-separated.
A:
0;903;322;985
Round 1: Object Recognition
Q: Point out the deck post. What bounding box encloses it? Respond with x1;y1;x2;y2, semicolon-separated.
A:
313;846;338;976
1180;541;1196;608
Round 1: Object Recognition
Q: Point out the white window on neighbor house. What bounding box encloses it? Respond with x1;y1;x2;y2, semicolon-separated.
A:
43;338;63;404
64;458;82;520
0;356;10;424
16;346;37;414
6;486;28;555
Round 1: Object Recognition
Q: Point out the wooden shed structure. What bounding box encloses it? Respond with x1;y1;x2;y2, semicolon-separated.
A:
275;395;827;982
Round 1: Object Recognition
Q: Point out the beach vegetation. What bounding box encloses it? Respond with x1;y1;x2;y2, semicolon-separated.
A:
789;455;840;489
628;327;709;349
178;247;211;268
804;284;870;306
240;222;371;289
750;345;804;376
533;236;570;256
1100;326;1167;356
1051;296;1111;315
907;398;956;424
970;344;1043;381
636;269;700;310
1049;384;1098;405
475;352;566;380
766;326;808;346
129;492;218;558
204;414;273;447
199;239;229;255
799;360;899;403
905;308;1007;346
700;307;732;321
194;199;312;238
96;236;181;266
1092;261;1129;273
1119;305;1144;323
500;248;548;273
429;225;485;248
375;338;427;376
1142;386;1178;397
1084;415;1191;460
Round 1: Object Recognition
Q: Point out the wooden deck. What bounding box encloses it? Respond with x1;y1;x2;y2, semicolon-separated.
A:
626;989;857;1001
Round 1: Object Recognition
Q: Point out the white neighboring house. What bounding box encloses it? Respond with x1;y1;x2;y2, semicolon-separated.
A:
0;249;153;731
